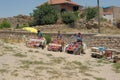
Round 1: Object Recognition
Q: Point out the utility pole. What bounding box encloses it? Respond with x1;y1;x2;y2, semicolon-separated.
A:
97;0;100;33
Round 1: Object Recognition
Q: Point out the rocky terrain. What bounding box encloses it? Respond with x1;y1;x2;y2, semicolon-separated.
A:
0;15;31;28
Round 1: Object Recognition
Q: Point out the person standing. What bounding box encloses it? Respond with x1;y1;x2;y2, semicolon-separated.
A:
37;30;43;38
73;33;85;54
71;32;83;42
57;31;62;39
76;33;82;42
56;31;64;50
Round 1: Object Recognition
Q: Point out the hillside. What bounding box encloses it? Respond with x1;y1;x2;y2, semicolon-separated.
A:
0;15;31;28
35;24;120;34
0;15;120;34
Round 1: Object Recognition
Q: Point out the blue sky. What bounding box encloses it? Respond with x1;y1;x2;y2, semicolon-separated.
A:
0;0;120;18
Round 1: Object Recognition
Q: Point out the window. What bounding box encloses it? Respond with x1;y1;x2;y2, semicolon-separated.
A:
61;8;66;13
73;6;79;11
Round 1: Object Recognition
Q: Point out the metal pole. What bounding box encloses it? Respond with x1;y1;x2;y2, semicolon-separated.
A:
97;0;100;33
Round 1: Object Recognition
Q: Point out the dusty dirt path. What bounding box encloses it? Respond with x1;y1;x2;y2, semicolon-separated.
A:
0;41;120;80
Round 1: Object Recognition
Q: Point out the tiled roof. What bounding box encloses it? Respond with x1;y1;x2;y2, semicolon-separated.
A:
48;0;79;6
103;12;112;15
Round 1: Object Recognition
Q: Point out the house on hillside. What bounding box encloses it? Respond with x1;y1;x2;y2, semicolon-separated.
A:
48;0;83;12
102;7;114;23
101;6;120;24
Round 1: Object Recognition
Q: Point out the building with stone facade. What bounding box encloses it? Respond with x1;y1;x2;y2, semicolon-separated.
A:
100;6;120;23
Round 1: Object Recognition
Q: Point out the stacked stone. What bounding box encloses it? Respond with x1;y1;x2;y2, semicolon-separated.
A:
87;36;120;50
0;31;120;50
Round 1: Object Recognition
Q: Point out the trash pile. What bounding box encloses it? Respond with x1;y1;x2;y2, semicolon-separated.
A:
91;46;120;63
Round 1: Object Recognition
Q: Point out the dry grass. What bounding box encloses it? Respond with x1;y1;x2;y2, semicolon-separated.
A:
93;77;106;80
36;24;120;34
14;53;27;57
28;49;34;52
0;52;5;56
46;54;53;57
72;61;90;72
20;60;46;65
3;46;14;51
0;39;120;80
51;57;65;64
35;66;51;70
0;69;8;73
11;70;19;77
112;63;120;73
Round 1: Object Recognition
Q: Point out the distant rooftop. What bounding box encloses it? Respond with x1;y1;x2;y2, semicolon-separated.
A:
48;0;79;6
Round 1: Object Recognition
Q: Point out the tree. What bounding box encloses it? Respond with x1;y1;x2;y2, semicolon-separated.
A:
0;20;11;29
61;12;77;24
31;3;58;25
86;7;97;21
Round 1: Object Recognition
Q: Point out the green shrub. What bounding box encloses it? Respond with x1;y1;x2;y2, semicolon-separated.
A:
86;7;97;21
28;19;36;27
0;20;11;28
101;18;107;22
73;11;79;19
43;34;51;44
80;12;86;18
61;12;77;24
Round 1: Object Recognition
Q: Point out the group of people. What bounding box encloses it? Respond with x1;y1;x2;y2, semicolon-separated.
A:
37;30;63;39
37;30;83;42
36;30;84;54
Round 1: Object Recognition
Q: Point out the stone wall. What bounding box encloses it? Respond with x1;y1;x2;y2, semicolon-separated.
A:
86;35;120;50
0;30;120;50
